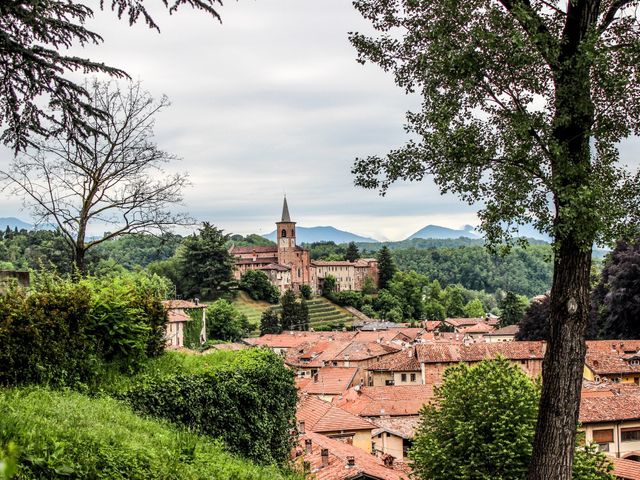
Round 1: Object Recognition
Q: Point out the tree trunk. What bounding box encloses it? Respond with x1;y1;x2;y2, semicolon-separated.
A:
73;243;86;277
527;240;592;479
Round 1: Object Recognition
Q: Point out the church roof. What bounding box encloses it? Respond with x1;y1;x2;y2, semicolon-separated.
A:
281;196;292;222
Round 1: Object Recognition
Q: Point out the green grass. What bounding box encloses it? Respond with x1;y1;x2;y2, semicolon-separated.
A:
0;387;300;480
232;291;273;327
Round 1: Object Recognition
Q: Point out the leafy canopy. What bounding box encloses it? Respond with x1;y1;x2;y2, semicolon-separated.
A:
410;358;613;480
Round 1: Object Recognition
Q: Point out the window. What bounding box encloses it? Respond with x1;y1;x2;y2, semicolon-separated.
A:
401;373;407;382
281;229;287;237
410;373;416;382
622;428;640;442
592;429;614;444
385;380;394;386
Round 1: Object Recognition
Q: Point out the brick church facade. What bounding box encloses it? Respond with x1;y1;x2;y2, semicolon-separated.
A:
229;198;378;293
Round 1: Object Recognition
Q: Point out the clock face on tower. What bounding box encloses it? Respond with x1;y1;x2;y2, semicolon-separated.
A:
280;238;288;247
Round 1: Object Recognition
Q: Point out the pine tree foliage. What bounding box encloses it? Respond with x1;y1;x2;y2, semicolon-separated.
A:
0;0;223;151
376;245;396;289
345;241;360;262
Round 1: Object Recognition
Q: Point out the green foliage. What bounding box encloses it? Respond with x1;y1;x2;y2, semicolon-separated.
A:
299;284;312;300
362;275;377;294
345;241;360;262
260;309;282;335
387;270;428;320
120;349;298;466
0;387;298;480
280;291;309;331
0;441;17;480
92;233;183;269
228;234;275;248
320;274;337;297
0;229;73;274
206;299;251;342
376;246;396;289
240;270;280;304
464;298;486;318
443;285;467;318
593;239;640;339
410;358;613;480
177;223;235;299
332;290;364;310
307;241;345;260
499;291;529;328
0;275;98;389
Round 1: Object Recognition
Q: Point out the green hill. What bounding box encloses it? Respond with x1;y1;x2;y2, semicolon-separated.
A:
0;387;299;480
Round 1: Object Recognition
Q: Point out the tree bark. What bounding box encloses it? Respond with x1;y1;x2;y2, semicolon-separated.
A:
527;3;601;478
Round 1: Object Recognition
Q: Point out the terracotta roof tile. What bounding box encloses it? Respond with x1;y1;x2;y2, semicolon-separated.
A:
299;367;359;396
229;245;278;254
297;395;375;433
161;299;205;309
257;263;290;272
365;349;421;372
425;321;442;332
457;322;494;334
245;331;357;348
612;457;640;480
444;317;486;327
579;390;640;424
585;341;640;375
331;341;400;362
234;256;279;265
167;309;191;323
334;385;434;417
371;416;421;439
285;340;353;368
294;431;407;480
415;341;545;363
485;324;520;336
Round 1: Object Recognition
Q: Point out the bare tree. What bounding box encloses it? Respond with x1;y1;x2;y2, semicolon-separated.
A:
1;80;191;273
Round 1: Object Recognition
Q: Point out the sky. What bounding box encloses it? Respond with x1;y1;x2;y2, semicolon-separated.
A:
0;1;638;241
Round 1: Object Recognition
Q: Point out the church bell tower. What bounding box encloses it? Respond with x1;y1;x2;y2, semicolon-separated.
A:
276;196;296;250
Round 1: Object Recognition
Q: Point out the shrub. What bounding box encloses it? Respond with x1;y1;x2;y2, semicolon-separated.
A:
333;290;363;309
0;275;99;389
120;349;297;466
206;299;251;342
299;284;312;300
240;270;280;304
0;387;298;480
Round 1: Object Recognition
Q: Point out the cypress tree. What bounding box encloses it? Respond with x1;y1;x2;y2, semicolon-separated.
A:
376;246;396;290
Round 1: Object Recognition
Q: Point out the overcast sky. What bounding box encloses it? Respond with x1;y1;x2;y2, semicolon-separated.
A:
1;1;638;241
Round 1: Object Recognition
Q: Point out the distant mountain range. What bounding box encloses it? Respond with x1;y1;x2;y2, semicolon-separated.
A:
263;226;378;244
407;224;479;240
0;217;34;231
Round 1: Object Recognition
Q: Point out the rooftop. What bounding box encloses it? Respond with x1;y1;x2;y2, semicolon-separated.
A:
579;385;640;424
334;385;434;417
297;395;375;433
161;299;206;309
444;317;487;327
365;349;421;372
612;457;640;480
371;416;421;440
229;245;278;254
457;322;494;334
485;324;520;336
294;431;407;480
585;341;640;375
415;341;545;363
298;367;359;396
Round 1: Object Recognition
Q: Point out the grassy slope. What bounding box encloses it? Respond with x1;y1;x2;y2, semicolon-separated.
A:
0;387;299;480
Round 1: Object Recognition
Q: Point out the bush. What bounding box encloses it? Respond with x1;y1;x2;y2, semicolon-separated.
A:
333;290;363;309
240;270;280;304
0;276;99;389
0;387;298;480
206;299;251;341
299;284;312;300
120;349;297;466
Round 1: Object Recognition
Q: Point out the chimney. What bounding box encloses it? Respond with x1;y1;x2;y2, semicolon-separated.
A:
321;449;329;467
298;421;306;434
194;297;199;306
407;348;413;358
346;456;355;467
304;438;312;453
313;373;319;383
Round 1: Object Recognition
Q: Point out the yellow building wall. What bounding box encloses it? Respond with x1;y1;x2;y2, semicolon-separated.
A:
371;372;393;386
583;365;595;381
393;371;422;385
583;420;640;458
372;431;405;460
325;429;372;453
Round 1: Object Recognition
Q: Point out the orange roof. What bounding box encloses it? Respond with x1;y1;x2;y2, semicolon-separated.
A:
457;322;494;334
285;340;353;368
293;431;407;480
585;341;640;375
415;341;545;363
334;385;434;417
161;299;205;309
167;309;191;323
245;331;356;349
444;317;486;327
353;330;408;343
371;416;421;439
485;324;520;336
425;321;442;332
229;245;278;254
332;341;400;362
299;367;359;396
365;349;421;372
297;395;375;433
580;390;640;424
612;457;640;480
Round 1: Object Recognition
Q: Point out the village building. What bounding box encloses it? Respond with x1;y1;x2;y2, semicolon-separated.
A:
612;458;640;480
371;416;420;463
584;341;640;384
230;198;378;293
297;394;376;453
484;324;520;343
581;382;640;460
244;331;357;356
364;349;423;386
415;341;546;384
297;367;361;402
293;431;408;480
334;385;434;418
161;299;205;348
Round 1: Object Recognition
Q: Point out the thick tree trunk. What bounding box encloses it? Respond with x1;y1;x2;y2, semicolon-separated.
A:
527;240;592;479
